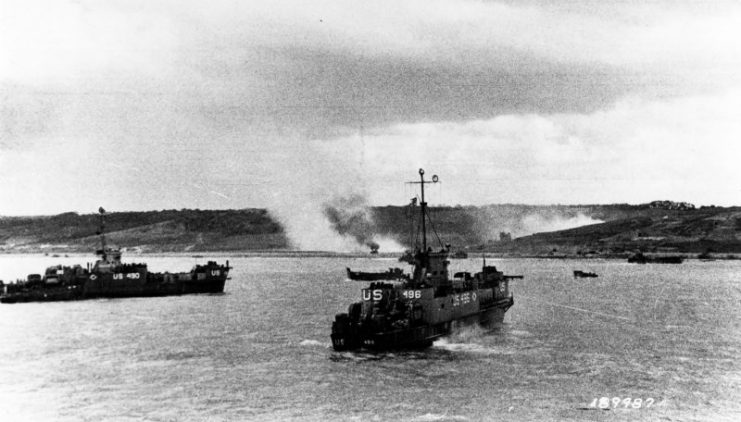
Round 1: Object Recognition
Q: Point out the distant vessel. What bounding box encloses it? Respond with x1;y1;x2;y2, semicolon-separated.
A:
627;252;683;264
451;250;468;259
573;270;598;278
332;169;521;351
398;250;415;264
0;208;231;304
346;267;406;282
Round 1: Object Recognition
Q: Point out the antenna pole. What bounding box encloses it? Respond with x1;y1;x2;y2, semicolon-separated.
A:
419;169;427;251
407;169;438;253
409;197;416;252
98;207;107;258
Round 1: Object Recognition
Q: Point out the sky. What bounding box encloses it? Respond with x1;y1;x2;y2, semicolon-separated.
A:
2;0;741;218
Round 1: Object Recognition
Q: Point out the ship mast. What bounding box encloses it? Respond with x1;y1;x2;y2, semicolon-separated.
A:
97;207;107;258
408;197;417;252
409;168;438;252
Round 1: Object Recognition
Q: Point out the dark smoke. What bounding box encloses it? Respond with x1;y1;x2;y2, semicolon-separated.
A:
323;194;379;252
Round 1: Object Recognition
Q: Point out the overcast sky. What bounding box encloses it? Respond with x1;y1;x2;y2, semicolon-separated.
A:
2;0;741;216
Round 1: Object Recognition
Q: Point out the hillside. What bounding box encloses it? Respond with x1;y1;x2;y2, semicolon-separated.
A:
0;209;287;253
502;206;741;256
1;203;740;256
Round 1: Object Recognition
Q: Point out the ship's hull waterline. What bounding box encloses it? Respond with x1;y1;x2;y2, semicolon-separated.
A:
332;296;514;351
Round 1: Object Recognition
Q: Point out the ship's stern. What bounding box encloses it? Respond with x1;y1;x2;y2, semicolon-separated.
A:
331;313;362;351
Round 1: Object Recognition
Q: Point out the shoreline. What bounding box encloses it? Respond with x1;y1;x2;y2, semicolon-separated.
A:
1;250;739;260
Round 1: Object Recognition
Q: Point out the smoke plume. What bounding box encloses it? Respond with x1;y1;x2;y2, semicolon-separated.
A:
323;195;405;253
472;206;604;242
520;213;603;236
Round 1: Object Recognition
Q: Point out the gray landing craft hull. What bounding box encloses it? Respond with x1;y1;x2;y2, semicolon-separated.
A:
0;276;227;303
1;208;231;304
331;299;513;351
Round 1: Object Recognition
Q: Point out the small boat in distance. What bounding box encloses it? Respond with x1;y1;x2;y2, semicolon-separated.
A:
573;270;598;278
346;267;407;281
451;250;468;259
398;250;415;264
1;208;231;304
628;252;683;264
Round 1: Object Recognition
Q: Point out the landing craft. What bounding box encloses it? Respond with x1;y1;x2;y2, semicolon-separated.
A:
627;252;684;264
573;270;598;278
0;208;231;303
331;169;521;351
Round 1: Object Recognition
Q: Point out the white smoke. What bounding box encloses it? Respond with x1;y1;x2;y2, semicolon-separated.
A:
372;235;406;253
520;213;603;236
271;206;405;253
262;138;406;253
270;207;365;252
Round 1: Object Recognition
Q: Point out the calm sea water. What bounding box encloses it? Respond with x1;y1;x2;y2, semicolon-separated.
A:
1;255;739;421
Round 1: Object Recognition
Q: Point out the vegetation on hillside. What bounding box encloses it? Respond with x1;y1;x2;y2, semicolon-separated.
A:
1;202;739;256
0;209;286;253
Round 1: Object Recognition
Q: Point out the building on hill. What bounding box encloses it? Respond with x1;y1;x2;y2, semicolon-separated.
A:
648;200;695;210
